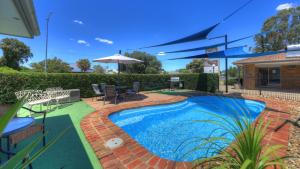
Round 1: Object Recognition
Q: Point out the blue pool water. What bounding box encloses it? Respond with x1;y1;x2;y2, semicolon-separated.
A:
109;96;265;161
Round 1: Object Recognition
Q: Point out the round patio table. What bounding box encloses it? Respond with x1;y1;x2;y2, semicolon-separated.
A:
1;117;35;159
2;117;35;136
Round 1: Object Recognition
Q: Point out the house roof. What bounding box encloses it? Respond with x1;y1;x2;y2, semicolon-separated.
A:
233;53;300;65
0;0;40;38
204;59;218;67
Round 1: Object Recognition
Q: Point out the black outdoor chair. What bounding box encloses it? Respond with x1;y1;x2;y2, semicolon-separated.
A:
91;84;104;101
127;82;140;95
103;85;120;105
100;83;106;93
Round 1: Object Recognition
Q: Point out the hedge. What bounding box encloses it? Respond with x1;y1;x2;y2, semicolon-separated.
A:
0;72;218;104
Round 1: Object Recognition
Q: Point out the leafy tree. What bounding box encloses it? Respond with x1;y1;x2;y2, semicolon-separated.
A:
120;51;162;74
93;65;105;73
31;57;72;73
0;38;33;70
186;59;204;73
178;68;191;73
228;66;238;78
76;59;91;72
255;6;300;52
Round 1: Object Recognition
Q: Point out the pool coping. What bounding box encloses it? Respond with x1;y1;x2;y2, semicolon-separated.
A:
81;94;295;169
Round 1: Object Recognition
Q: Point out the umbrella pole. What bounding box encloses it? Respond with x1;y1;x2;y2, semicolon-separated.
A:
118;50;121;86
118;60;120;86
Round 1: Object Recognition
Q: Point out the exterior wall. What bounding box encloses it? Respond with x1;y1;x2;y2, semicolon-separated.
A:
204;66;219;73
281;65;300;89
243;64;257;89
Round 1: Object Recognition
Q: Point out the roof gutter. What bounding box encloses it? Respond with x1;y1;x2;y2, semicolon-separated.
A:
12;0;40;38
234;59;300;66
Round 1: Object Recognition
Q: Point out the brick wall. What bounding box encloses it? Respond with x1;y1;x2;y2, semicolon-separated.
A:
243;64;257;89
281;65;300;89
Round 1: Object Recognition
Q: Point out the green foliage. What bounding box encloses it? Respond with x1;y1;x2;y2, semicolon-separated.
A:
186;59;205;73
178;68;191;73
76;59;91;72
192;99;286;168
228;78;238;85
120;51;162;74
0;66;19;73
93;65;105;73
0;38;33;70
195;73;219;93
255;6;300;52
31;57;72;73
0;72;218;104
228;66;242;78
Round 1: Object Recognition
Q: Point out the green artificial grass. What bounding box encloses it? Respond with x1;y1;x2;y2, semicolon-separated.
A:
151;89;194;95
2;101;102;169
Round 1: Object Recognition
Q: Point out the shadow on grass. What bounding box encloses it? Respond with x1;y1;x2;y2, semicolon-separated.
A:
1;114;93;169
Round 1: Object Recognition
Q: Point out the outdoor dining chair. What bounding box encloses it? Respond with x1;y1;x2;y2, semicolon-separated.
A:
103;85;120;105
100;83;106;93
127;82;140;95
91;84;104;101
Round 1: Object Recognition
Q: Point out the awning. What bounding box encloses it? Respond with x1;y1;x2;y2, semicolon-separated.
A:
169;47;286;60
0;0;40;38
141;23;219;49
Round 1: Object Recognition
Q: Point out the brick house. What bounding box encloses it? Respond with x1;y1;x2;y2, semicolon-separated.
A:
234;51;300;90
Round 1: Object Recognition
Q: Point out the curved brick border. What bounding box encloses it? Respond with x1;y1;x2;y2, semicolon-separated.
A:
81;94;298;169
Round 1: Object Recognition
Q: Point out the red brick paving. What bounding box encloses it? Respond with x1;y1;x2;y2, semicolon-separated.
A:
80;93;299;169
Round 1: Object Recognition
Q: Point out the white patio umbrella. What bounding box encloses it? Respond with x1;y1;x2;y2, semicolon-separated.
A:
93;53;143;84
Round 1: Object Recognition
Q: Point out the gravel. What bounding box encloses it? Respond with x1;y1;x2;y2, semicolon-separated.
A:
286;106;300;169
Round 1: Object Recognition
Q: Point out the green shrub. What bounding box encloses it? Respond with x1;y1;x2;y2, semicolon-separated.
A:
227;78;237;85
0;72;218;104
0;66;19;73
193;101;286;168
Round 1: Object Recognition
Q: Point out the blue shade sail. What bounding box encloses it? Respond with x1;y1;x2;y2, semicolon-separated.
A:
169;47;286;60
164;35;252;54
141;24;219;49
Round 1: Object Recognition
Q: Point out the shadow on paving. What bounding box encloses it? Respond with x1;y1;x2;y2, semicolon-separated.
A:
1;114;93;169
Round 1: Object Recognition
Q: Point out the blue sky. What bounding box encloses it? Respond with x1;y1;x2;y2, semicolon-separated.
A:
0;0;298;71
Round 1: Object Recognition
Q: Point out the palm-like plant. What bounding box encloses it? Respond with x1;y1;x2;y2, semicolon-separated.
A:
192;108;286;169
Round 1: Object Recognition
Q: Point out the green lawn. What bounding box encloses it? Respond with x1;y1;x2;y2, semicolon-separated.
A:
3;101;102;169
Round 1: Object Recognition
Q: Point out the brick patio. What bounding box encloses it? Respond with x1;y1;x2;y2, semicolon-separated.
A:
80;92;299;169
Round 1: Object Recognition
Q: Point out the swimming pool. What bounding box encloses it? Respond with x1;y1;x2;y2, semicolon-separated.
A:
109;96;266;161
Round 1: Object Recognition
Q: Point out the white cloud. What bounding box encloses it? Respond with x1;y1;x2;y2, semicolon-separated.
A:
158;52;166;56
95;37;113;45
73;20;84;25
276;3;294;11
77;40;90;46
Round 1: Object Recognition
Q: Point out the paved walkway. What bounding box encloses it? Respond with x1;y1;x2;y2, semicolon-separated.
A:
81;92;299;169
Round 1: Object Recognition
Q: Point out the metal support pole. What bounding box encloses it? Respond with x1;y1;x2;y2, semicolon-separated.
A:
45;12;52;73
117;50;121;85
225;35;228;93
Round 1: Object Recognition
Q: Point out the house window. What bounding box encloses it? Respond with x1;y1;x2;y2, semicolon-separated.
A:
268;67;280;85
258;67;280;87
